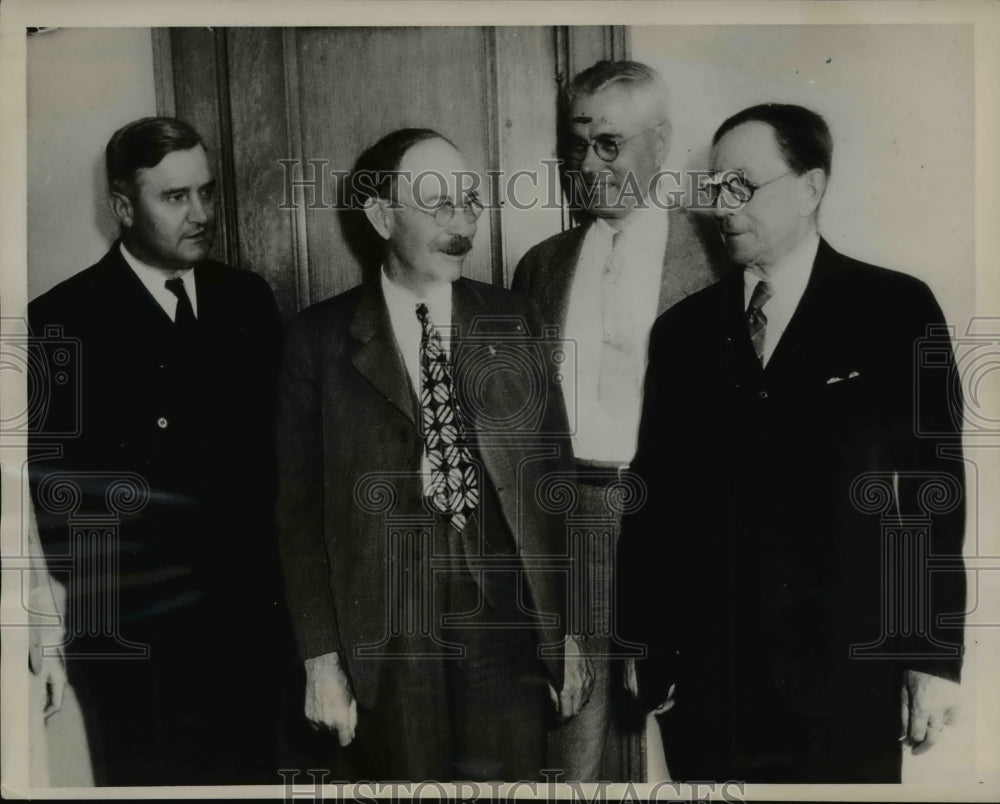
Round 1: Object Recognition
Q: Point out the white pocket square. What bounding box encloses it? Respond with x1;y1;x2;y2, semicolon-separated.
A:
826;370;861;384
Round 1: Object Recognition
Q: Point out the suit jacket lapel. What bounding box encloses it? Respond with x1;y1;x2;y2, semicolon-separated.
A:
191;261;215;324
657;208;731;316
349;281;417;425
451;279;521;535
546;227;587;333
763;238;838;381
720;270;763;382
104;243;176;330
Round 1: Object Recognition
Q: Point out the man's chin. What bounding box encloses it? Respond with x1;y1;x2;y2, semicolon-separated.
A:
177;241;213;264
588;205;631;220
432;256;465;283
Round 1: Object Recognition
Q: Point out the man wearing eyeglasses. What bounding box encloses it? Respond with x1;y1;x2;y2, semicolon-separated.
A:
618;104;966;782
276;128;590;780
512;61;727;781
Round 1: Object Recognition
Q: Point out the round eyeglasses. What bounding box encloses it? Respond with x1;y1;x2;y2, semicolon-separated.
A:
389;193;485;227
700;169;796;208
564;122;666;164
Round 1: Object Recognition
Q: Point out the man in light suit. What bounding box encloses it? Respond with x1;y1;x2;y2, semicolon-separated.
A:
512;60;728;781
29;117;288;785
618;104;966;782
276;128;591;781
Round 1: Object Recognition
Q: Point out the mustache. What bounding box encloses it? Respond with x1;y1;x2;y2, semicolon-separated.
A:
441;236;473;256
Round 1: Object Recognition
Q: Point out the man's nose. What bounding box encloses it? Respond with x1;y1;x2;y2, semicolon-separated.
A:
579;143;606;177
188;194;210;224
445;206;477;238
710;193;734;220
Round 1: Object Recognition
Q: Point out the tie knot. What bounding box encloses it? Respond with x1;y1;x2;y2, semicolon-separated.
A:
165;277;186;298
415;302;431;327
748;279;772;313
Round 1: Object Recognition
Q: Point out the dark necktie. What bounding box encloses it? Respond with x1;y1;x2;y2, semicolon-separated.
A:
746;279;773;363
165;277;196;329
416;302;479;532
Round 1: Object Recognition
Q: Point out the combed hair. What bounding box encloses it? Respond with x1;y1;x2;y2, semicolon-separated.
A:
341;128;456;272
349;128;455;207
712;103;833;176
105;117;204;195
563;60;668;115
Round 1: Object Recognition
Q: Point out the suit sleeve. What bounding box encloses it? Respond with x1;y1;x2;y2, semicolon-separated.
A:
275;316;343;661
510;247;536;296
892;281;966;682
617;312;683;710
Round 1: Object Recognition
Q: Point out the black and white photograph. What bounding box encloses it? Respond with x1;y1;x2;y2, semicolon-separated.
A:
1;0;998;800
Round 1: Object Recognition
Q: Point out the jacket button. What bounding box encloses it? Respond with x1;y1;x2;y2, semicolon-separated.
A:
157;417;169;429
758;390;769;400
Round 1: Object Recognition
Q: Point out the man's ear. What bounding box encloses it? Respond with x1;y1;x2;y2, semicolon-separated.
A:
655;120;673;163
800;168;827;215
363;198;393;241
109;190;134;228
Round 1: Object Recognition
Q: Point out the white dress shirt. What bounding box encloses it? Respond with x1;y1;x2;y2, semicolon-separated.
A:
380;268;453;479
563;205;669;463
743;232;819;366
120;243;198;320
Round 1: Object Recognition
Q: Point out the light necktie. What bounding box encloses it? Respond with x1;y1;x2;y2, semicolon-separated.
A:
416;303;479;532
746;279;773;364
597;231;638;415
165;277;197;330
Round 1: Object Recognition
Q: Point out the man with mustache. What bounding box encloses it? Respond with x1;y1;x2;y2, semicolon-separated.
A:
276;128;590;780
512;61;727;781
28;117;288;784
618;104;966;781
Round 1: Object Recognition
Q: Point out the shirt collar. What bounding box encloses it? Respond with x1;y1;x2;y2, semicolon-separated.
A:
592;203;670;259
120;241;197;316
380;267;452;327
119;241;192;281
743;231;820;306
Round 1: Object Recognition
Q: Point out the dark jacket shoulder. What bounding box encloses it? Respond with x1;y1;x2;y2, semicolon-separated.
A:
512;226;585;292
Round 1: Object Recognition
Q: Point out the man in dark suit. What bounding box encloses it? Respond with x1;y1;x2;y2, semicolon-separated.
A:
618;104;967;782
276;128;591;781
512;60;728;781
28;117;287;785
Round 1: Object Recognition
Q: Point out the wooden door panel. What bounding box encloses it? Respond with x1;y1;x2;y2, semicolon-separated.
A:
166;25;626;316
226;28;300;319
294;26;495;302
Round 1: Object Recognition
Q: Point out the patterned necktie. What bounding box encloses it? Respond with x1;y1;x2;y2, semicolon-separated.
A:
746;279;773;363
416;303;479;532
165;277;197;330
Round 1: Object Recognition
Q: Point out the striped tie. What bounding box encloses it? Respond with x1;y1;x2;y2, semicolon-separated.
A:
416;303;479;532
746;279;772;364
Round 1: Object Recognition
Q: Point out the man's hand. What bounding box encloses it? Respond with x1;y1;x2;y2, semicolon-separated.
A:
901;669;960;755
42;652;67;718
304;651;357;747
623;658;676;714
548;635;594;720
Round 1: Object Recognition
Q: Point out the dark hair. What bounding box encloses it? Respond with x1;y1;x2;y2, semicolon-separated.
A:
712;103;832;176
106;116;205;195
341;128;455;277
349;127;455;208
563;60;668;113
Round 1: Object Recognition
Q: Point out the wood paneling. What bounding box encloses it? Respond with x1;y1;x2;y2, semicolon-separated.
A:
226;28;299;319
295;27;496;303
170;28;237;267
494;27;563;284
151;29;176;117
164;26;627;317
